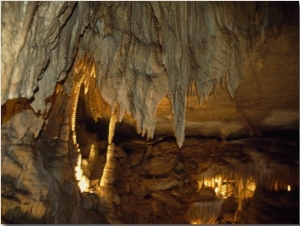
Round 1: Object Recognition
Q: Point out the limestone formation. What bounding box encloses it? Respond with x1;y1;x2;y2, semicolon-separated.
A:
3;2;290;147
1;1;298;224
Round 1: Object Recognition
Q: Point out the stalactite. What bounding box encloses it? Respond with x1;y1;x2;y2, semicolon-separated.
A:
186;199;223;224
233;178;244;222
154;1;270;147
2;2;272;148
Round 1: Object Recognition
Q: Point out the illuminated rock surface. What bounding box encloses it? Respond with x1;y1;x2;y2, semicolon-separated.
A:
1;1;298;224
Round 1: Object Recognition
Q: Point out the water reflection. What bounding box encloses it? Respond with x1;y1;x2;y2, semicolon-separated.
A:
188;171;297;224
184;137;299;224
73;125;299;224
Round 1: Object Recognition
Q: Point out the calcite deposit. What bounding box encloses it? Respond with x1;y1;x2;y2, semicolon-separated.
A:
1;1;298;224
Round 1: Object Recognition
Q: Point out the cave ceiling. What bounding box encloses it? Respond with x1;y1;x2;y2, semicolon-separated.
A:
1;1;299;147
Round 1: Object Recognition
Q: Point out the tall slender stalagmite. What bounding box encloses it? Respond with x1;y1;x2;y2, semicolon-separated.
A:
98;112;121;223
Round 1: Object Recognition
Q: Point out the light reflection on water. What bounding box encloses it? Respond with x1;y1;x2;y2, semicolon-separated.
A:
189;172;297;224
198;176;257;199
184;138;299;224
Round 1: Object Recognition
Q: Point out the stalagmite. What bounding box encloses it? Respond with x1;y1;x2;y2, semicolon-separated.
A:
97;112;121;224
72;56;97;192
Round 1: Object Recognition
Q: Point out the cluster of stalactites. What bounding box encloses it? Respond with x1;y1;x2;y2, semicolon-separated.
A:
153;2;269;147
82;2;270;147
1;2;270;147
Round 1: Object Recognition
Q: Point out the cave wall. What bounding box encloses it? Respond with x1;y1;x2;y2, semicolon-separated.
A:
1;1;298;224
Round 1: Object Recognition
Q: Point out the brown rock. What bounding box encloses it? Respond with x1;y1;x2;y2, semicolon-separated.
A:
134;153;178;176
128;149;145;167
143;176;180;191
130;178;150;196
115;178;131;196
119;141;145;152
132;201;152;223
118;164;133;178
114;146;127;158
143;146;152;160
169;187;183;198
151;141;178;156
89;157;105;180
151;190;182;209
81;192;99;211
174;161;185;172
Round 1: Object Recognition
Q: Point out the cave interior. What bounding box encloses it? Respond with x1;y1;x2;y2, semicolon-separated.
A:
1;1;299;224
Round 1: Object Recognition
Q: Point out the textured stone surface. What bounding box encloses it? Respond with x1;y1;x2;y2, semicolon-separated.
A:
151;190;183;210
134;153;178;176
2;2;78;108
143;176;180;191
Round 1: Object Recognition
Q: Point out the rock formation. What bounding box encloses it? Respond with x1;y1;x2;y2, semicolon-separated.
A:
1;1;298;224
